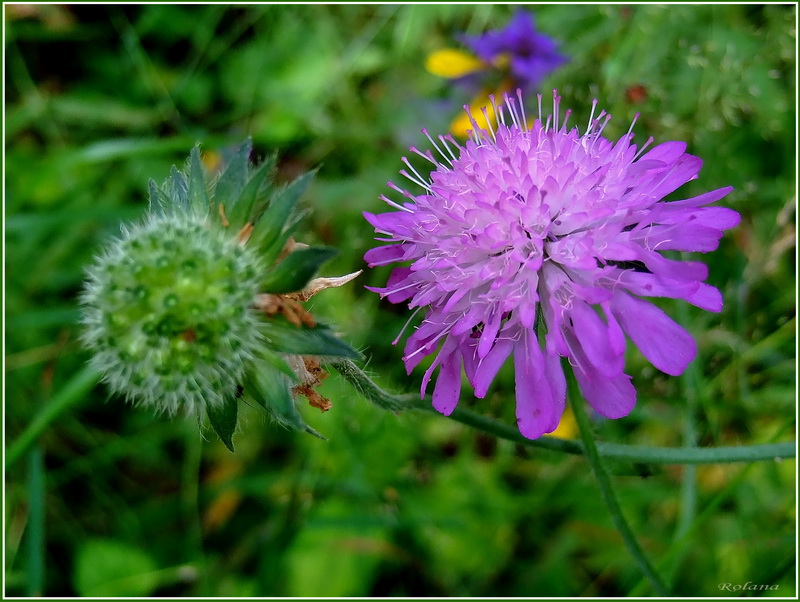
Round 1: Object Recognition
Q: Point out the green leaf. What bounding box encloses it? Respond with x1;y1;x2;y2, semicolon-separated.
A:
147;178;170;214
207;397;238;452
73;539;159;597
250;169;317;262
259;316;361;359
187;145;210;214
226;153;276;227
245;360;325;439
214;139;251;210
166;165;189;211
261;246;338;293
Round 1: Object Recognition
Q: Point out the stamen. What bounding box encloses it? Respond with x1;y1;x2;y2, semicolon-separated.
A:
380;194;413;213
537;94;543;124
481;105;497;142
423;129;454;166
387;180;419;200
503;93;520;129
552;90;561;132
585;99;599;136
410;146;440;167
393;306;422;345
441;135;462;161
400;157;432;192
517;88;528;130
633;136;655;161
490;94;503;127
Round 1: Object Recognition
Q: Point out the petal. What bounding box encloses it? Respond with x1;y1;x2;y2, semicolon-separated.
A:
669;185;734;208
686;283;723;312
569;301;625;377
566;330;637;419
574;366;637;419
472;337;514;398
543;352;566;432
477;310;503;358
612;291;697;376
364;244;407;267
513;330;557;439
432;348;462;416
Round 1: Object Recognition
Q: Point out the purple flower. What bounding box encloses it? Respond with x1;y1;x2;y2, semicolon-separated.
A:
460;9;568;93
364;91;740;439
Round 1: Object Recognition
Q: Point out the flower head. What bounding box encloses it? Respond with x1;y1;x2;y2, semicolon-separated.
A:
81;141;360;447
364;91;739;439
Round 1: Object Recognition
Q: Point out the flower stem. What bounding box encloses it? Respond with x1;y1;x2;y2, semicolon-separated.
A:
567;371;670;596
330;359;795;465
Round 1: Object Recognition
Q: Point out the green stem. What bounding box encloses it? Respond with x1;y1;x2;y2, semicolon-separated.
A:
568;373;670;596
6;364;101;470
330;359;796;465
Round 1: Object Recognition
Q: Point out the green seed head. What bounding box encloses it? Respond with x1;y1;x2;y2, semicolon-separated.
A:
81;213;262;415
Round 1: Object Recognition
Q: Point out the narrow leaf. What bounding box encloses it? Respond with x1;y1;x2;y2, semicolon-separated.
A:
251;169;317;262
207;398;238;452
188;145;210;214
261;246;338;294
167;165;189;210
214;139;251;210
147;179;170;214
226;154;277;227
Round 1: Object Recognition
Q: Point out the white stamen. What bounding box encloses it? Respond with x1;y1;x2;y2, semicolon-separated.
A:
423;129;454;167
517;89;528;130
392;306;422;345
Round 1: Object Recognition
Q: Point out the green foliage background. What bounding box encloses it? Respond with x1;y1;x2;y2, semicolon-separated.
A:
4;4;796;597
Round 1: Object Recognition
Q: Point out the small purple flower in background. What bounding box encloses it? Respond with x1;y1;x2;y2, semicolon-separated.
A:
459;8;569;94
426;9;568;137
364;91;740;439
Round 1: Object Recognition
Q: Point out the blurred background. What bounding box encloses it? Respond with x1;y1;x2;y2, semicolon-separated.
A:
4;4;796;597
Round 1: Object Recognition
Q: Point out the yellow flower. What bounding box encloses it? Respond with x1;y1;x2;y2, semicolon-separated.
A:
425;48;485;79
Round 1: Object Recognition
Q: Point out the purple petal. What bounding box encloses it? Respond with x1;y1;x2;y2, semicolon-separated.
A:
569;300;625;377
611;291;697;376
565;329;636;418
513;331;558;439
463;336;514;398
574;366;637;419
364;244;407;266
686;283;723;312
432;347;462;415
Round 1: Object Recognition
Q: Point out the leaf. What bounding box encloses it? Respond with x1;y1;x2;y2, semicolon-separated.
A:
73;539;159;597
207;397;238;452
187;144;210;214
166;165;189;211
250;169;317;262
261;246;338;294
147;178;170;214
226;153;276;228
259;316;361;359
214;139;251;210
245;360;325;439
